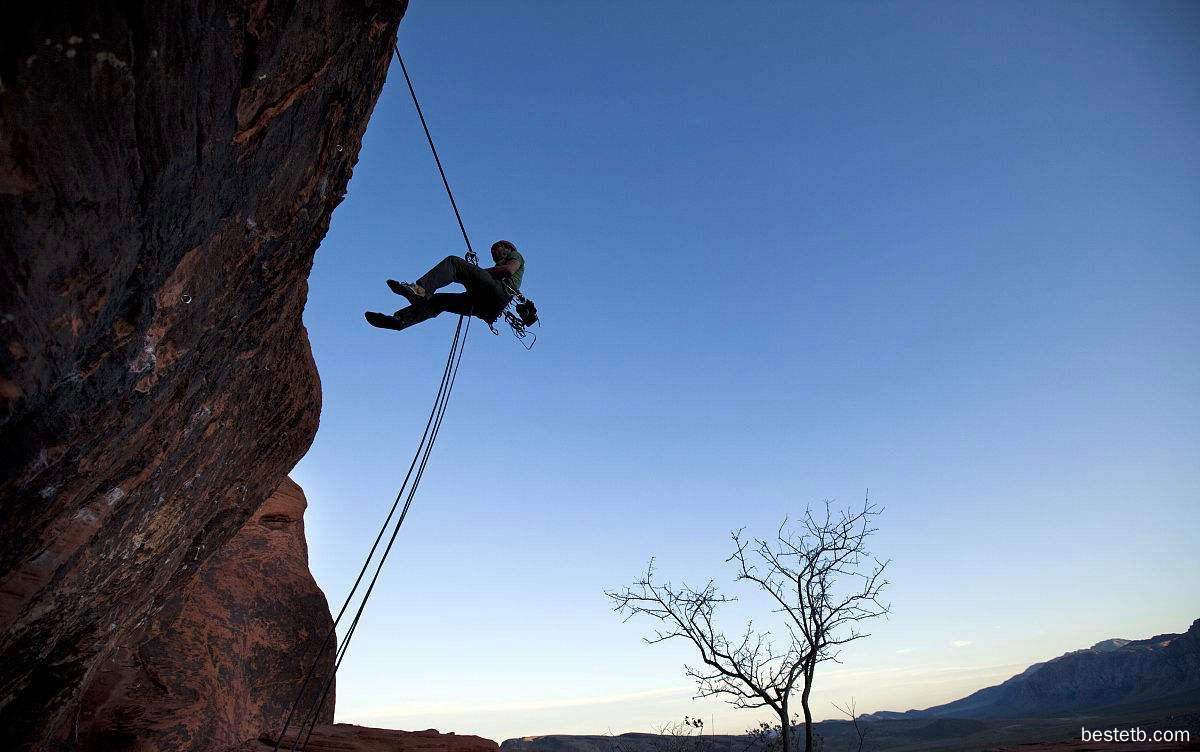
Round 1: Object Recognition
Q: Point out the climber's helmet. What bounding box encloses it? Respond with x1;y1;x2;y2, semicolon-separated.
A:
491;240;517;263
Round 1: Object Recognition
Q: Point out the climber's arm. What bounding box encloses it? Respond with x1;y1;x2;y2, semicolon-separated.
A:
486;258;520;280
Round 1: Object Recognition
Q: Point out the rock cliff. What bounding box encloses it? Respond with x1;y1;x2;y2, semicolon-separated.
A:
65;478;336;751
236;725;502;752
0;1;407;747
501;734;762;752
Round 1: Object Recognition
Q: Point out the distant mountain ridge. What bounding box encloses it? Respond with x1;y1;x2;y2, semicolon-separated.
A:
501;620;1200;752
870;618;1200;720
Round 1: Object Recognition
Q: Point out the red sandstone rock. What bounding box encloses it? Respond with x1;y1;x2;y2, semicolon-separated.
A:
0;1;406;747
233;725;501;752
64;478;336;752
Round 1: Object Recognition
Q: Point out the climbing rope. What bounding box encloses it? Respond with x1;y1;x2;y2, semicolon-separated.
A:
291;316;469;752
271;43;479;752
273;316;467;751
395;43;477;263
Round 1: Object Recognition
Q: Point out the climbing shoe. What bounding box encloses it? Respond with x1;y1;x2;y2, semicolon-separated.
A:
365;311;409;331
387;280;428;304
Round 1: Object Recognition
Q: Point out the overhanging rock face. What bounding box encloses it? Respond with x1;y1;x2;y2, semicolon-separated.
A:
67;478;337;752
0;1;406;747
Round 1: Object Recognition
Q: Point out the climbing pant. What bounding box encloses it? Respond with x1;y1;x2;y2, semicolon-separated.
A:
404;255;510;324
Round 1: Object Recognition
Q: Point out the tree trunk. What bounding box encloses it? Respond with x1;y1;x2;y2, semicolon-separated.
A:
779;699;791;752
801;672;814;752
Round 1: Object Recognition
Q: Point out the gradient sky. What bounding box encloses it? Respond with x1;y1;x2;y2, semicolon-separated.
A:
290;0;1199;742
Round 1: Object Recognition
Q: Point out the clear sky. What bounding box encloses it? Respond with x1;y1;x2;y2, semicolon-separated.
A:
290;0;1199;742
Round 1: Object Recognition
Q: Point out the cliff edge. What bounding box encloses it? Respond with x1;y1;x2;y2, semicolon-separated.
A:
0;1;406;747
66;478;336;751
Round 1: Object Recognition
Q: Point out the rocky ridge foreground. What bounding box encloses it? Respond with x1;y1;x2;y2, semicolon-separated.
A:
65;479;336;752
236;725;502;752
501;734;761;752
0;0;410;749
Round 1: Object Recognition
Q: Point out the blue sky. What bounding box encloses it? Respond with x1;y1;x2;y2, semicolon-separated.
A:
291;0;1199;741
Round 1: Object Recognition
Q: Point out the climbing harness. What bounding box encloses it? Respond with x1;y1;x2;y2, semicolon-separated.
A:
272;43;501;752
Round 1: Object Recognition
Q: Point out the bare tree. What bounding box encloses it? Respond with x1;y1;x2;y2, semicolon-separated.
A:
830;699;868;752
730;500;890;751
605;499;890;752
651;716;708;752
608;716;706;752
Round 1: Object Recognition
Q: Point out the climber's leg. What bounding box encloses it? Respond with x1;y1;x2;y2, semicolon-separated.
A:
364;311;410;331
421;292;476;317
415;256;497;296
366;291;494;332
364;297;437;331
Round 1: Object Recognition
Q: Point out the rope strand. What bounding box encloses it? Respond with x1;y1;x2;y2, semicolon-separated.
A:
271;41;479;752
292;317;470;752
395;44;476;261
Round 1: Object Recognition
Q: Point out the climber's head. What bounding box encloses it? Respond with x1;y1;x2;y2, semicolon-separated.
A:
491;240;518;263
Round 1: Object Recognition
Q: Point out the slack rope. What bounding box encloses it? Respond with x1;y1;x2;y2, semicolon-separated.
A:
292;316;469;751
272;42;479;752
